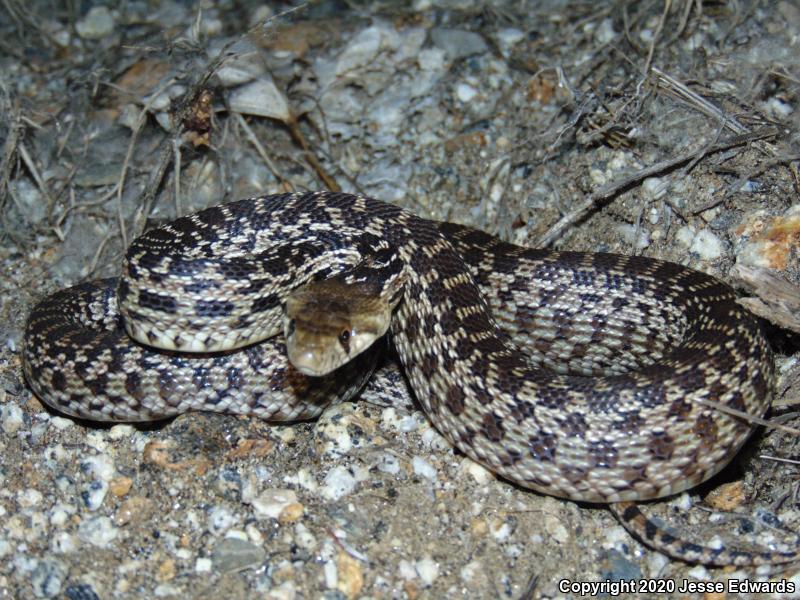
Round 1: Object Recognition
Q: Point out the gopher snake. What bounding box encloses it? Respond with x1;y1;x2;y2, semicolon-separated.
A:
23;192;794;565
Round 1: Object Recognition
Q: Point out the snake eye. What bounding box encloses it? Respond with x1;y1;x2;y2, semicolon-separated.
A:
287;319;296;336
338;329;351;348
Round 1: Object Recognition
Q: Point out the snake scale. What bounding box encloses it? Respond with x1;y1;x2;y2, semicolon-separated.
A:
22;191;797;566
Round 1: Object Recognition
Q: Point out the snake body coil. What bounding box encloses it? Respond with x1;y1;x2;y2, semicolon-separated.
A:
23;192;780;561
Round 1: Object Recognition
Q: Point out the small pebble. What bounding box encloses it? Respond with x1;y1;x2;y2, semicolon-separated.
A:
495;28;525;55
461;458;494;485
430;28;488;60
81;480;108;511
336;551;364;599
278;503;304;524
211;537;266;573
75;6;114;40
49;504;75;527
207;506;238;534
380;407;423;433
157;558;176;582
30;558;68;598
1;403;24;434
322;465;367;501
455;82;478;103
77;516;118;548
687;565;711;581
489;518;512;543
26;421;47;443
224;529;249;542
543;513;569;544
736;204;800;270
294;523;316;550
706;536;725;551
108;477;133;497
275;427;296;444
705;480;745;511
80;455;115;481
107;424;135;440
418;48;447;72
642;176;668;199
670;492;694;511
195;558;212;573
283;467;318;493
411;457;436;480
49;417;74;431
459;559;483;584
675;225;696;248
266;580;296;600
114;496;153;527
315;406;358;457
690;229;723;260
615;223;650;250
323;555;337;589
84;432;110;452
154;584;180;597
765;96;793;118
65;583;101;600
398;559;416;580
50;532;78;554
17;488;43;508
594;18;618;44
252;488;298;520
471;517;488;536
415;555;439;587
229;77;291;123
375;452;400;475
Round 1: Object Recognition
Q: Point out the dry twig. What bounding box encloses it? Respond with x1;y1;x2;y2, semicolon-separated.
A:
115;77;178;246
535;127;778;246
652;67;779;157
695;397;800;438
635;0;671;97
234;114;291;189
0;96;23;215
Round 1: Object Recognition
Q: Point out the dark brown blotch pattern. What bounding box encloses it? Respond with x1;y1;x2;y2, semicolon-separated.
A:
647;430;675;461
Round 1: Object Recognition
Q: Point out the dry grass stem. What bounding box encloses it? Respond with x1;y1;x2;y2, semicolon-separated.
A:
535;127;778;246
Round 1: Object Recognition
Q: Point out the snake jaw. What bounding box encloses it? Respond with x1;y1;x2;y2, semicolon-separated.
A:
286;345;330;377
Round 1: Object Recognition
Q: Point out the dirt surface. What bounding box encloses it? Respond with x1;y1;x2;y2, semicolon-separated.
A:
1;1;800;599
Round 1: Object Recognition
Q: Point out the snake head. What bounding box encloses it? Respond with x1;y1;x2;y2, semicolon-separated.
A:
284;278;394;376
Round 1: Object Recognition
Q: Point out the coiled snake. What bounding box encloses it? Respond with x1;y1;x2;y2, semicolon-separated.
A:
22;192;795;566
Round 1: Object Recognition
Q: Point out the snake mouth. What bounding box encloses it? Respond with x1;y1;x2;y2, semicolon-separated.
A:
286;346;337;377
